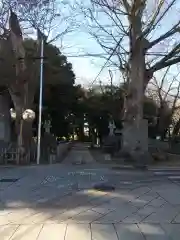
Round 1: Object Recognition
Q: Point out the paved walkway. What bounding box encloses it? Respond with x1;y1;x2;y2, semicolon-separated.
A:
63;143;94;164
1;144;180;239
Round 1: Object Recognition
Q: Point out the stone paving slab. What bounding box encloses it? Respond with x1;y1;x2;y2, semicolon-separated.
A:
0;215;11;225
0;224;18;240
65;224;91;240
151;183;180;205
142;204;178;223
6;209;36;224
38;224;66;240
68;209;102;224
161;223;180;240
122;212;144;224
21;211;54;224
91;224;118;240
115;224;144;240
171;212;180;223
148;197;165;208
93;204;137;223
91;203;115;214
10;224;43;240
138;223;169;240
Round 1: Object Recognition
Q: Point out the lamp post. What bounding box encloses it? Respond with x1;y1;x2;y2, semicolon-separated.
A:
37;38;44;165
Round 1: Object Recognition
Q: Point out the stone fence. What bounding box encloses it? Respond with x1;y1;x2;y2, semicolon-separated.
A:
0;141;72;165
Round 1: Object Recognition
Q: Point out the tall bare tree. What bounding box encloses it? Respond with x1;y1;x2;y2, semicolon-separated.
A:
79;0;180;155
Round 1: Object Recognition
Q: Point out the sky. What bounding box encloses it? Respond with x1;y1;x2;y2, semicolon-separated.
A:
52;0;180;91
54;29;119;88
59;32;121;87
1;0;113;88
23;0;180;91
2;0;180;90
52;0;124;88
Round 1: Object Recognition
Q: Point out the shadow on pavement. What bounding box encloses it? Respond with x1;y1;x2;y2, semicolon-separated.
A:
0;164;174;239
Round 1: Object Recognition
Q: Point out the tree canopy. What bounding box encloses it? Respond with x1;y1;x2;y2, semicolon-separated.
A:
24;39;75;86
43;82;168;140
0;38;75;88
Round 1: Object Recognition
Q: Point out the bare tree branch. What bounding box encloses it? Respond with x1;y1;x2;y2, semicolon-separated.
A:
146;21;180;51
0;0;77;46
143;0;177;37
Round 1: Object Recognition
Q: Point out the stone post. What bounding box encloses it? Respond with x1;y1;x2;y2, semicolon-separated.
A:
122;119;152;165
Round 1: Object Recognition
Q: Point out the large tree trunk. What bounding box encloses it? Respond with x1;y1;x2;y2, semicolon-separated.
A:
14;113;34;164
9;82;35;164
121;6;151;165
0;11;37;164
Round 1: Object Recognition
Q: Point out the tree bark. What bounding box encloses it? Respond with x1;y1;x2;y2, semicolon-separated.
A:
0;11;38;164
122;5;151;164
9;83;35;164
14;112;34;164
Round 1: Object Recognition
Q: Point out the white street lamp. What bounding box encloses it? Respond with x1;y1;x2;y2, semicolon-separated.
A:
10;108;35;121
22;109;35;121
10;108;16;119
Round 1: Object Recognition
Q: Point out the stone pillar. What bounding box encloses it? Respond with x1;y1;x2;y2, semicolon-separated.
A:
122;119;151;164
122;119;148;151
